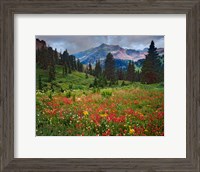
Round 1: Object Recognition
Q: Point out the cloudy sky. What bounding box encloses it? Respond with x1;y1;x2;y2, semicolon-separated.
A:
36;35;164;54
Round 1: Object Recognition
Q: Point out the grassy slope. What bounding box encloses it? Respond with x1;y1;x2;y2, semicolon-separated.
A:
37;65;95;91
36;65;164;93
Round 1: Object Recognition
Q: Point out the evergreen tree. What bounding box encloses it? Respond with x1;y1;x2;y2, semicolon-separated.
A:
48;62;55;81
93;78;98;87
126;61;135;82
79;63;83;72
141;41;160;84
105;53;115;82
94;60;102;78
71;55;76;70
76;59;83;72
134;71;141;82
62;49;69;64
121;80;125;86
104;76;108;86
88;63;93;75
38;75;43;90
85;71;88;79
117;68;124;80
54;48;59;64
62;50;77;72
62;50;69;75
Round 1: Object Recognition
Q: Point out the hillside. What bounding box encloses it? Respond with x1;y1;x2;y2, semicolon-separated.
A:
36;65;95;91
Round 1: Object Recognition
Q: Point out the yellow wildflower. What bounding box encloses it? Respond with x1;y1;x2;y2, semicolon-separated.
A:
100;113;108;117
83;111;89;116
129;129;135;135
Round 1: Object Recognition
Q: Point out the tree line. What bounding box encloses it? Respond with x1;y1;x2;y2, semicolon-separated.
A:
61;50;83;75
36;40;164;88
36;46;83;82
87;40;164;88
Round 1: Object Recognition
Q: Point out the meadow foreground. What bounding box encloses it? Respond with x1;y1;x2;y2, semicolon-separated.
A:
36;83;164;136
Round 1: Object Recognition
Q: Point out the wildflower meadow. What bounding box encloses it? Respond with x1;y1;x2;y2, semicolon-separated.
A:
36;36;164;136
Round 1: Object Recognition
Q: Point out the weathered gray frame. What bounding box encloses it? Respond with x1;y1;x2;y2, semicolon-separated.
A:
0;0;199;171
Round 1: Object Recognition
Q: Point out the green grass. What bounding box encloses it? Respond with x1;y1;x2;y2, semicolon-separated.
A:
37;65;95;91
36;65;164;94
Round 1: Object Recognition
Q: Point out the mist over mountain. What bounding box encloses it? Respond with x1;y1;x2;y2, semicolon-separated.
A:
73;43;164;67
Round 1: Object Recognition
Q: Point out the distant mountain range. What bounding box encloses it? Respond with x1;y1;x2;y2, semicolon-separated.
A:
73;43;164;67
36;39;164;70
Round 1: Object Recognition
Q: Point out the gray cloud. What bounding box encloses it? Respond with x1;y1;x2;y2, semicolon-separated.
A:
36;35;164;54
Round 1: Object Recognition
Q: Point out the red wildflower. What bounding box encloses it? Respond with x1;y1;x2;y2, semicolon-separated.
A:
63;97;72;105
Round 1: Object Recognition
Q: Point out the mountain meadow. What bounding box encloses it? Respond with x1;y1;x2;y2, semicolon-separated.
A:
36;38;164;136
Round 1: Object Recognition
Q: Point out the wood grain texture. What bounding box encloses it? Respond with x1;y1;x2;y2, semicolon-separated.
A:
0;0;200;171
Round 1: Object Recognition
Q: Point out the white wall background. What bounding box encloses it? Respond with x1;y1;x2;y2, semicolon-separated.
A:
14;14;186;158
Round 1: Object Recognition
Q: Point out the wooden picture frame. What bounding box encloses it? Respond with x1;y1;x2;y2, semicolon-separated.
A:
0;0;199;171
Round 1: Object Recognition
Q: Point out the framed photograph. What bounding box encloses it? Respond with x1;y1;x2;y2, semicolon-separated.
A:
35;35;164;137
1;0;199;171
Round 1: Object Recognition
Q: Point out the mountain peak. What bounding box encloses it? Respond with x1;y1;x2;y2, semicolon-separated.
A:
99;43;108;47
99;43;121;49
73;44;164;66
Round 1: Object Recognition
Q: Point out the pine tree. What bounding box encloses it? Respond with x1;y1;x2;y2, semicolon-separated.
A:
76;59;84;72
117;68;124;80
94;60;102;78
105;53;115;82
121;80;125;86
141;40;160;84
79;63;83;72
85;71;88;79
62;50;76;72
54;48;59;64
134;71;141;82
126;61;135;82
88;63;93;75
62;49;69;65
62;49;69;76
93;78;98;87
71;55;76;70
38;75;42;90
48;63;55;81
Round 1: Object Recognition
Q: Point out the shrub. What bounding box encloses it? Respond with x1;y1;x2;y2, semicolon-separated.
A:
65;91;71;98
69;84;73;90
101;89;112;98
121;81;125;86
